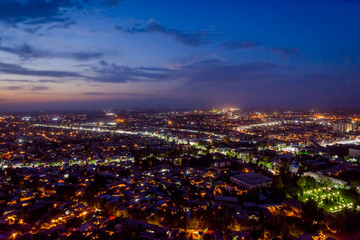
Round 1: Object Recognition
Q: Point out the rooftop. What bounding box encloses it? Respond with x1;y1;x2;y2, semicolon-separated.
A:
231;173;272;185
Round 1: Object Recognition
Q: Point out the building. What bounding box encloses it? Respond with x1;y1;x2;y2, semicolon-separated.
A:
333;123;354;133
214;195;238;203
214;158;239;169
230;173;272;190
349;148;360;158
214;159;233;169
303;171;348;186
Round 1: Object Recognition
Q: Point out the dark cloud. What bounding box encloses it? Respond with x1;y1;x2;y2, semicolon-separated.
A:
0;57;279;87
25;16;73;25
1;83;52;92
0;44;44;59
138;67;173;72
175;58;276;73
89;60;172;83
0;79;63;84
0;43;102;61
0;0;76;24
23;26;42;34
21;16;77;32
70;52;103;61
103;0;123;7
115;19;219;47
221;40;299;57
3;86;25;91
264;47;300;57
83;92;146;96
222;40;260;49
83;92;108;95
0;62;82;77
0;0;124;31
0;79;35;83
87;59;277;84
47;20;77;30
0;59;172;84
31;85;50;91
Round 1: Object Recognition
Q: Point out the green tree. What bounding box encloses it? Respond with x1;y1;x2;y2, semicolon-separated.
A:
297;177;306;189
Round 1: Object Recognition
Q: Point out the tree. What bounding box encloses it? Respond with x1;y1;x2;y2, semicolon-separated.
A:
302;199;324;233
297;177;306;189
304;176;317;189
272;176;284;190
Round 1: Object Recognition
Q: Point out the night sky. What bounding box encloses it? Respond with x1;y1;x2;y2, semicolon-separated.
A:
0;0;359;112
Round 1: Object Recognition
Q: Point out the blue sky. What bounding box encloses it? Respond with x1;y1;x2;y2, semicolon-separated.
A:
0;0;359;111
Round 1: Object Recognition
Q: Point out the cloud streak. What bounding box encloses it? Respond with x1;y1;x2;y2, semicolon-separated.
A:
0;79;35;83
222;40;300;57
264;47;300;57
86;59;279;86
31;85;50;91
3;86;25;91
89;60;172;83
0;62;82;77
38;79;63;83
83;92;147;97
1;84;51;92
0;43;102;61
115;19;219;47
222;40;260;49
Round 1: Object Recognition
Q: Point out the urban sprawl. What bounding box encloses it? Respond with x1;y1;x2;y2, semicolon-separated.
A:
1;109;360;240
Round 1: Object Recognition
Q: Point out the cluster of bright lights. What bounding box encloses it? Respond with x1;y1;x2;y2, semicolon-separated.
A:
319;192;340;199
330;203;353;211
302;188;356;212
304;187;327;194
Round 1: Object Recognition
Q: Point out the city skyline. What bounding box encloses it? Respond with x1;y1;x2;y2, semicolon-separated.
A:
1;0;360;111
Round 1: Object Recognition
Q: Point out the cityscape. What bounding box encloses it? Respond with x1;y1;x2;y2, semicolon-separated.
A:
0;109;360;239
1;0;360;239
